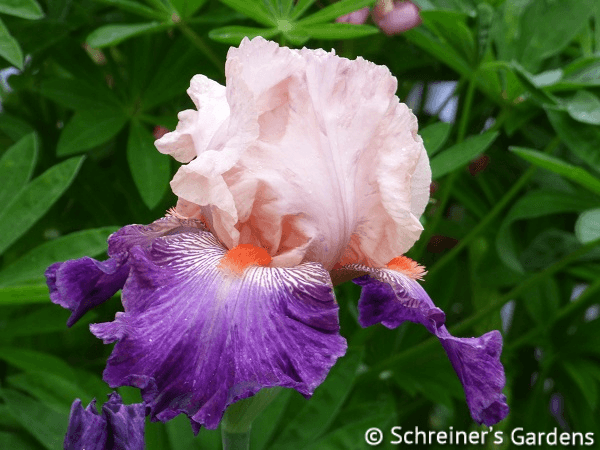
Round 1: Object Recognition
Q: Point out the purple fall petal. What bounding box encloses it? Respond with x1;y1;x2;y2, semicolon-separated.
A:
46;256;129;327
351;266;508;425
65;393;145;450
46;216;205;327
91;230;347;430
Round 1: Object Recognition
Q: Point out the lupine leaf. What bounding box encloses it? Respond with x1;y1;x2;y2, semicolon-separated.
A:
0;0;44;19
0;226;117;287
0;157;84;255
208;25;278;44
218;0;275;26
0;133;38;209
57;109;127;156
510;147;600;195
127;121;171;209
87;22;170;48
302;23;378;40
269;348;364;449
0;17;23;69
420;122;452;157
430;131;498;179
0;388;67;450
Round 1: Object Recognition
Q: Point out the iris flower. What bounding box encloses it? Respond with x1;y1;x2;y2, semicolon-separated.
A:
46;37;508;437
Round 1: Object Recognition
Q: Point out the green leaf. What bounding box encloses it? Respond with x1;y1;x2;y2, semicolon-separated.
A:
291;0;316;20
566;90;600;125
0;347;76;379
420;10;476;67
269;348;363;449
57;109;127;156
299;0;375;26
0;114;34;141
38;77;122;110
0;157;84;255
496;190;598;273
0;388;67;450
546;109;600;173
250;389;294;450
0;17;23;69
0;431;40;450
170;0;208;17
208;25;278;45
0;0;44;19
551;56;600;90
127;121;171;209
0;306;89;338
0;133;38;209
403;26;472;83
575;209;600;244
430;131;498;179
218;0;275;26
563;360;598;411
510;147;600;195
302;23;378;40
94;0;167;20
87;22;170;48
0;284;50;305
0;226;117;286
7;371;90;414
420;122;451;157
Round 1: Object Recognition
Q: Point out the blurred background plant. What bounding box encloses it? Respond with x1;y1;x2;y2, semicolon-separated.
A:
0;0;599;449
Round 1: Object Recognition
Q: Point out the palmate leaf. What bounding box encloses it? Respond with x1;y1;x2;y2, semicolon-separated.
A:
0;156;84;255
93;0;167;20
219;0;275;26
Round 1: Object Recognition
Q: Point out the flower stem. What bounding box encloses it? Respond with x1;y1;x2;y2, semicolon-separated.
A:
221;428;251;450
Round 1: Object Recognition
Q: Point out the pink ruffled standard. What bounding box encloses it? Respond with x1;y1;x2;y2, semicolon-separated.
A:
46;38;508;438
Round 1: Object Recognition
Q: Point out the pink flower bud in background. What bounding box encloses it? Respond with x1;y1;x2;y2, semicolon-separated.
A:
335;6;370;25
373;0;422;36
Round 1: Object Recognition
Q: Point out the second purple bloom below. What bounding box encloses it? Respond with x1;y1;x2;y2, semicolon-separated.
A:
46;37;508;439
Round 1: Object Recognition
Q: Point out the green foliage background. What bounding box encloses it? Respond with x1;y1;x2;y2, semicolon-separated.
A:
0;0;599;448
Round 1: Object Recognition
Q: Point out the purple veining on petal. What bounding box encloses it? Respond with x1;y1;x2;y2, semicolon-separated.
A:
46;216;206;327
350;266;509;426
91;229;347;431
65;392;145;450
